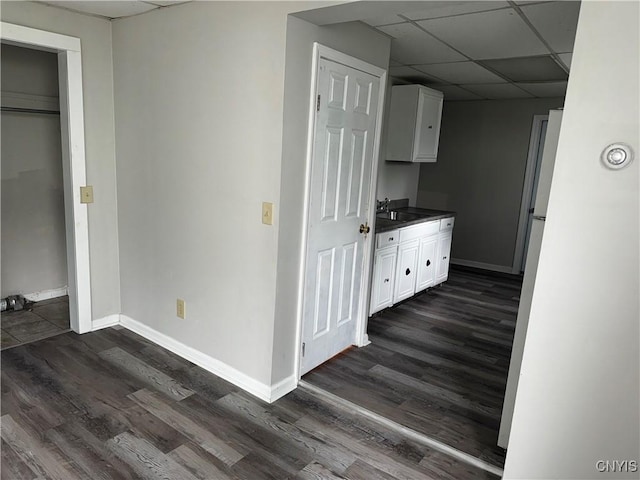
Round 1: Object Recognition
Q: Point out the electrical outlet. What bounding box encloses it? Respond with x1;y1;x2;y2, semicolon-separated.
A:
80;186;94;204
262;202;273;225
176;299;186;319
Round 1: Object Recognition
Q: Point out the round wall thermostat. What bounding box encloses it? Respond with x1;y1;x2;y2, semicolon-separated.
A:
602;143;633;170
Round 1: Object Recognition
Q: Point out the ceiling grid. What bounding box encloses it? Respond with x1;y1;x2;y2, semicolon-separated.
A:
365;0;580;100
31;0;580;100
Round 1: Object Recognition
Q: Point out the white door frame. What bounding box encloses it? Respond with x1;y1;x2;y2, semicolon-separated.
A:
512;114;548;274
294;43;387;381
1;22;92;333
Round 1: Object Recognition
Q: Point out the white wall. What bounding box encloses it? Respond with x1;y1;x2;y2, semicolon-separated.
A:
272;15;390;384
0;2;120;319
504;2;639;478
416;97;563;271
112;1;320;387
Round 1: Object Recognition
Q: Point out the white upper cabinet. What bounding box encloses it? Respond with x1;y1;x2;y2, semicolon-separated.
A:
385;85;444;163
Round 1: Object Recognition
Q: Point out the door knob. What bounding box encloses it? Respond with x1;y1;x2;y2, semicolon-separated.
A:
359;223;370;234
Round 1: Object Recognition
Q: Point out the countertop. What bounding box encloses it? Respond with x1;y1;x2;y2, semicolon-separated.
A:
374;207;456;233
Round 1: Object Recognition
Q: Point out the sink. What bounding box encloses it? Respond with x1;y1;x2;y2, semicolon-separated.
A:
376;211;422;222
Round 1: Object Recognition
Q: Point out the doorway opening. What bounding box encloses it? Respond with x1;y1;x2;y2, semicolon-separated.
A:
513;115;549;273
1;44;71;349
1;22;92;339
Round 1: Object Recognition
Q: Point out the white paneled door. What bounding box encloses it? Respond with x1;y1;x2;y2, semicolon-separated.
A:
300;56;381;375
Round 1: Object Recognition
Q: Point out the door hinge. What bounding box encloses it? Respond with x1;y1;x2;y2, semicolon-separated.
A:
302;342;306;357
316;95;321;112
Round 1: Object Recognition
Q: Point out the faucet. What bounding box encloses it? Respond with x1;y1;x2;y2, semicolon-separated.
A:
376;197;390;213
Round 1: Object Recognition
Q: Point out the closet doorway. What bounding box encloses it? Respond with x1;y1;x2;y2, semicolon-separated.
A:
1;44;70;348
1;22;92;339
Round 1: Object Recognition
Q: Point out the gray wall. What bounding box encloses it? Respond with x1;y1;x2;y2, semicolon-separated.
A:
272;15;390;384
1;45;66;297
1;44;58;97
504;1;639;478
112;1;332;387
1;2;121;319
416;97;563;271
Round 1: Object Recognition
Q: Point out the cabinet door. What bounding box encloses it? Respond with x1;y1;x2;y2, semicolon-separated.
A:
416;235;438;292
435;232;452;284
414;90;443;162
394;240;419;303
370;247;397;315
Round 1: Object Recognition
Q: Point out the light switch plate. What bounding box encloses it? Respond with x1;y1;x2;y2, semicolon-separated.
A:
262;202;273;225
176;299;186;319
80;186;94;204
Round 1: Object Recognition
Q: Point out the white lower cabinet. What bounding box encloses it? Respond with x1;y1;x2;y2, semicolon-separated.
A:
394;239;419;302
370;216;454;316
416;235;438;292
370;246;398;315
436;232;452;284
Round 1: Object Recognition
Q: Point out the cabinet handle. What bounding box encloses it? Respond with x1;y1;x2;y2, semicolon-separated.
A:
389;237;394;241
384;278;389;283
426;259;431;266
428;125;433;129
405;268;411;276
443;256;447;260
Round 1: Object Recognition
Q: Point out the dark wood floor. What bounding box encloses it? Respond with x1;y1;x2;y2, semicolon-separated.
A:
1;326;499;479
304;267;522;469
1;296;70;350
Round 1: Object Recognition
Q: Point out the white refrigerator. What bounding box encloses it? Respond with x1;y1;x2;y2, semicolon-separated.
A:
498;109;563;448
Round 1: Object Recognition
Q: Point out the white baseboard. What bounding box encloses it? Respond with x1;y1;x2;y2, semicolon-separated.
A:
269;374;298;403
451;258;514;274
119;315;294;403
91;314;120;331
23;286;68;302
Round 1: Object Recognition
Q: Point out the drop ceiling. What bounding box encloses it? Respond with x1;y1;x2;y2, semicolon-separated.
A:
363;1;580;100
37;1;190;19
35;1;580;100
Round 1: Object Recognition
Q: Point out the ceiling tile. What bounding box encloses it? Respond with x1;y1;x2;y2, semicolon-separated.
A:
361;15;404;27
461;83;534;99
389;66;444;86
403;1;510;21
377;23;466;64
417;8;549;59
51;1;158;18
479;56;567;82
520;1;580;53
413;61;506;84
433;85;484;101
389;66;422;77
514;0;553;4
143;0;189;6
516;81;568;97
557;53;573;69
